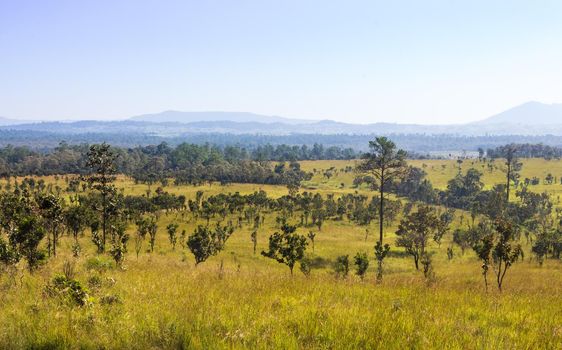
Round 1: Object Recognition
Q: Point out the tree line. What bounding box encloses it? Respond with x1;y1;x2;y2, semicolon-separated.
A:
486;143;562;160
0;141;356;177
1;139;561;302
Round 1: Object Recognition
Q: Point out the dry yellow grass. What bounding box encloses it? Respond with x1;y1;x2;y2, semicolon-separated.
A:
0;158;561;349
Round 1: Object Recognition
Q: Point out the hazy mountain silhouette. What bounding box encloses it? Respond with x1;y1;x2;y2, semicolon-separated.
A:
3;101;562;136
130;111;315;124
475;101;562;125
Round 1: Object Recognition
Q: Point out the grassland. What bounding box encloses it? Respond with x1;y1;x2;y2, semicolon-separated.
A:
0;159;561;349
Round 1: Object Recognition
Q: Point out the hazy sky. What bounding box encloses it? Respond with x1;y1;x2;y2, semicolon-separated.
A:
1;1;562;124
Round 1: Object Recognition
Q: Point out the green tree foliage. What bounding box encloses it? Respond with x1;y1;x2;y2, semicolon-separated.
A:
187;223;235;265
166;222;179;250
353;252;369;280
65;203;88;245
492;144;523;203
147;216;158;253
374;241;390;283
134;217;151;258
444;169;484;209
109;221;129;266
434;209;455;246
86;143;118;252
395;206;439;270
45;275;90;307
334;255;349;278
13;216;46;272
472;219;523;292
37;193;64;257
261;224;307;275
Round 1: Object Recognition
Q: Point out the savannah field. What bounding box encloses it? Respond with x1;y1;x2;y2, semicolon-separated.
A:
0;158;561;349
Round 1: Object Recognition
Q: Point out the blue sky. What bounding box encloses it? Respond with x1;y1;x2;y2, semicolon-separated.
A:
1;0;561;124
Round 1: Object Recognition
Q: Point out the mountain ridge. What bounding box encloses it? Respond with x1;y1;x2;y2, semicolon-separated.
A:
474;101;562;125
2;101;562;135
130;110;317;125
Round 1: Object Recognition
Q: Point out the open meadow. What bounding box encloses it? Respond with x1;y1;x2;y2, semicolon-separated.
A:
0;158;561;349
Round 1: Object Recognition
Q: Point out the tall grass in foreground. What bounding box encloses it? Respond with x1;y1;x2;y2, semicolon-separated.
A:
0;248;560;349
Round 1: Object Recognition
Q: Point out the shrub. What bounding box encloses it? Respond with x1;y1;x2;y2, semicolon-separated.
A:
354;252;369;280
334;255;349;278
45;275;91;307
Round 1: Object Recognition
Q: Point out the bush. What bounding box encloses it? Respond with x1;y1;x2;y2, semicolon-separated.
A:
45;275;91;307
334;255;349;278
354;252;369;280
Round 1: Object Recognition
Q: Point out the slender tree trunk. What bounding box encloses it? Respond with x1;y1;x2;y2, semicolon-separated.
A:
379;173;385;244
52;229;56;256
506;163;511;204
102;193;107;252
496;260;502;291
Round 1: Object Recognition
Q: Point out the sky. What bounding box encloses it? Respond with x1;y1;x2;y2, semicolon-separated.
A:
1;0;562;124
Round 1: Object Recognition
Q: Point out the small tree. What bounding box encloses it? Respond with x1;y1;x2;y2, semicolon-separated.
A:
472;230;493;292
134;217;150;258
37;193;64;257
109;221;129;266
354;252;369;280
147;216;158;253
420;252;435;282
453;228;473;255
261;224;307;275
65;204;88;257
250;230;258;255
374;241;390;283
532;233;550;266
166;222;179;250
307;231;316;253
472;219;523;292
313;209;325;231
14;216;46;272
187;223;234;265
395;206;439;270
334;255;349;278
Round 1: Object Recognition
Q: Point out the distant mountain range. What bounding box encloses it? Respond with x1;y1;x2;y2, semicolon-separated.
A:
130;111;316;124
2;101;562;136
474;101;562;125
